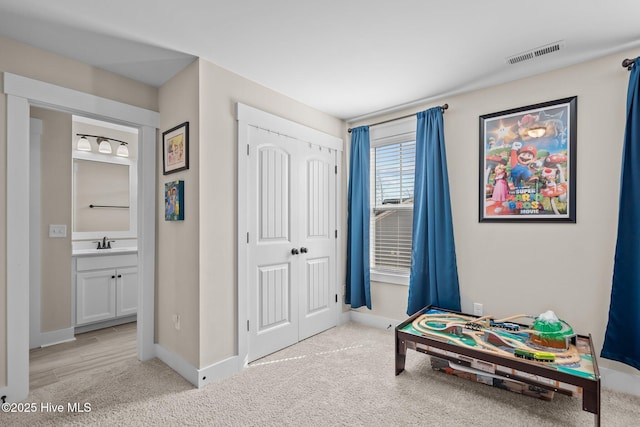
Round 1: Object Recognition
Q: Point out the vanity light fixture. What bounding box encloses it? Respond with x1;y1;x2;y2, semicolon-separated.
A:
76;134;129;157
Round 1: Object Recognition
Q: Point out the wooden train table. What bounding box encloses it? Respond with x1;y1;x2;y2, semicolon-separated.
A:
395;306;601;426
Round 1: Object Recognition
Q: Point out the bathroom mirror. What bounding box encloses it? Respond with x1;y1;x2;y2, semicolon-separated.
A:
72;116;138;240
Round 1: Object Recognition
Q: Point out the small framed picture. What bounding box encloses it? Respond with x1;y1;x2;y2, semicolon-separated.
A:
162;122;189;175
165;180;184;221
479;97;577;223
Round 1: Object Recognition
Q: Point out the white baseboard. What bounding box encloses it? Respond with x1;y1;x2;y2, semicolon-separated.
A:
338;310;351;325
348;310;401;331
155;343;199;386
600;366;640;396
74;315;136;334
155;343;240;388
197;356;239;388
39;327;76;348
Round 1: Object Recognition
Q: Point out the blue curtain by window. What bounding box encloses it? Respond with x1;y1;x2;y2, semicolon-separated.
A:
601;57;640;370
346;126;371;309
407;107;460;315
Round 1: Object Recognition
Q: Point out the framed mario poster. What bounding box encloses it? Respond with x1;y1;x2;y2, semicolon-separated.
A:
479;97;577;223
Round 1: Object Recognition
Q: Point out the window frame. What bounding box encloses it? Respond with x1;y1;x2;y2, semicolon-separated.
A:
368;117;417;286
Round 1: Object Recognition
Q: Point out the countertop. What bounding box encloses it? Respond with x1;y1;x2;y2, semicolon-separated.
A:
72;247;138;256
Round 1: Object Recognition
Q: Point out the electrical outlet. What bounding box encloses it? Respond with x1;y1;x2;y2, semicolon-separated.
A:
172;314;181;330
49;224;67;238
473;303;483;316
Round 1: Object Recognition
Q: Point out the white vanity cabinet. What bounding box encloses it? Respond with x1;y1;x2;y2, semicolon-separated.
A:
74;252;137;326
115;266;138;317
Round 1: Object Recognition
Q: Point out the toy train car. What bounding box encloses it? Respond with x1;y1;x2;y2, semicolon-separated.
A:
464;322;483;331
514;348;556;362
464;320;521;332
490;320;520;331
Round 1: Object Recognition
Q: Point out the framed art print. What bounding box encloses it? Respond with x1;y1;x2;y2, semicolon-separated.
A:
162;121;189;175
165;180;184;221
479;97;577;223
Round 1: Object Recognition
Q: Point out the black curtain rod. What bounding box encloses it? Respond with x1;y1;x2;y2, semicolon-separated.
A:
347;104;448;133
622;57;638;70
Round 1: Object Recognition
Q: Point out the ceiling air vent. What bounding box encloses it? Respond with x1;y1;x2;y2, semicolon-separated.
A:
506;40;565;65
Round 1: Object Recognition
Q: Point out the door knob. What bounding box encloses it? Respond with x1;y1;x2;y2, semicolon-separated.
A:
300;247;308;253
291;248;299;255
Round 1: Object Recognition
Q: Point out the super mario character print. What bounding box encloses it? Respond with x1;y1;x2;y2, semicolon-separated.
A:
480;97;576;222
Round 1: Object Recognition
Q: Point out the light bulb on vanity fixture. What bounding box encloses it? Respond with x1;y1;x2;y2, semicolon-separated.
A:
98;137;112;154
76;135;92;151
116;142;129;157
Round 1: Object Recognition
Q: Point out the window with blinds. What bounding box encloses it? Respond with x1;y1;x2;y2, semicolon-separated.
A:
370;140;415;274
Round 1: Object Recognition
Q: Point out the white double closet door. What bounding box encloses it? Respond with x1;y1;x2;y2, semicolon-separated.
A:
247;127;337;362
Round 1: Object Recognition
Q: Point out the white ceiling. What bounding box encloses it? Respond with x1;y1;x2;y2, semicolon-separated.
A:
1;0;640;121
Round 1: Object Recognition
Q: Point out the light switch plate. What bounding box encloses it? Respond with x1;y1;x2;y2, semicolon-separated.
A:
473;303;483;316
49;224;67;238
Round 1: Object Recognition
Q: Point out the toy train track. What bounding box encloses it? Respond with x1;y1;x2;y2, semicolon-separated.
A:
411;313;580;365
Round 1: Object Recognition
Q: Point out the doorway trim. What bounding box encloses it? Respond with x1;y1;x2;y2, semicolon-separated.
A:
236;103;343;366
29;118;43;349
2;72;159;402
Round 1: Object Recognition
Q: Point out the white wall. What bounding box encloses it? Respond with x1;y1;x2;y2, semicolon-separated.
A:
157;60;201;367
351;48;640;380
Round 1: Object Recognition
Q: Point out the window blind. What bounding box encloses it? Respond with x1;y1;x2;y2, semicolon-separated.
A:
370;140;415;273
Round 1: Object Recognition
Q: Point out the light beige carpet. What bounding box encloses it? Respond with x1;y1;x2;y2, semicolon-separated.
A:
3;322;639;426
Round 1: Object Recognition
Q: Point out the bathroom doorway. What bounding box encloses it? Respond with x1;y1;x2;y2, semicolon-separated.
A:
4;72;158;401
28;113;140;389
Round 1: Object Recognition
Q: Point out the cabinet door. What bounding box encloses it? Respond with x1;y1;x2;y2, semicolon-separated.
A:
116;267;138;317
76;269;116;325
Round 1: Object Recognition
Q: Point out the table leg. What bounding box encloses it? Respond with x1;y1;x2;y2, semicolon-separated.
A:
396;336;406;375
582;385;600;426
